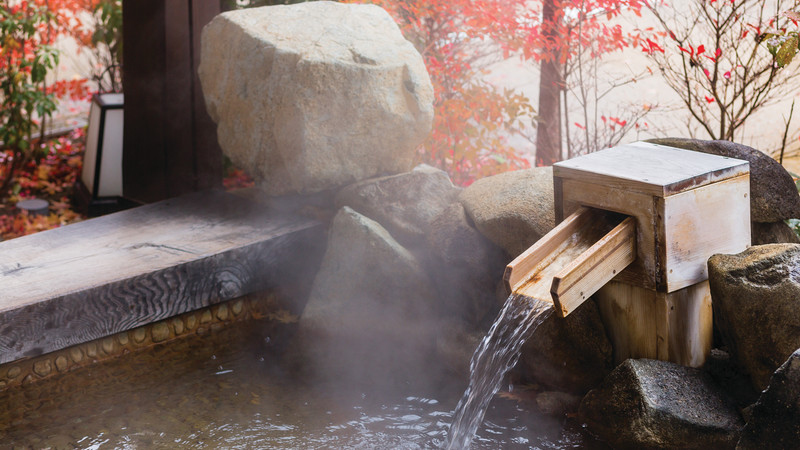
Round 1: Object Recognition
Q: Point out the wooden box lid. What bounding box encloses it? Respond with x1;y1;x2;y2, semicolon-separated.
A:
553;142;749;197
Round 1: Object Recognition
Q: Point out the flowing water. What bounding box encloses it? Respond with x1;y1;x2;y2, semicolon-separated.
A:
446;294;553;449
0;312;605;449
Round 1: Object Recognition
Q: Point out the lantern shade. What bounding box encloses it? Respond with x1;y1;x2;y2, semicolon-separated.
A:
75;93;137;216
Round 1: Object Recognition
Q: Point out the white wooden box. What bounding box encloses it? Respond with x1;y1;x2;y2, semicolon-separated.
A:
553;141;751;293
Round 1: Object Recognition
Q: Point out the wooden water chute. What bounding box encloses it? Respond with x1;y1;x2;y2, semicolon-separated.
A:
505;142;751;367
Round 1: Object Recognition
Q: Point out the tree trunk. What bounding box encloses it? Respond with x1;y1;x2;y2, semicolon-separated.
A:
536;0;563;165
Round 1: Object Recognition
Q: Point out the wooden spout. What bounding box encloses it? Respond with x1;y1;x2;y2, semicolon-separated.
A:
504;207;636;318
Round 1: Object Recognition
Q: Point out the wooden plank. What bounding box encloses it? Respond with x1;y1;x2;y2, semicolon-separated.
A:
551;216;636;317
595;282;666;363
0;190;324;365
191;0;224;191
665;281;713;367
558;177;659;290
662;175;751;292
553;142;750;197
595;280;712;367
505;206;594;293
505;207;629;316
163;0;196;198
122;0;168;203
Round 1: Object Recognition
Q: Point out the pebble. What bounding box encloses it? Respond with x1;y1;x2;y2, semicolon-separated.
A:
133;328;147;344
151;322;171;343
216;304;229;321
33;360;52;378
54;356;69;372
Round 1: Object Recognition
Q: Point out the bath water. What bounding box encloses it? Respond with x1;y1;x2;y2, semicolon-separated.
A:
0;308;603;449
446;293;554;449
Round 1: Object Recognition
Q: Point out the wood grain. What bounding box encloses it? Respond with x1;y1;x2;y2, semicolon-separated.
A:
505;207;631;317
595;280;712;367
551;216;636;318
553;142;749;197
558;177;659;290
662;175;751;291
0;190;324;365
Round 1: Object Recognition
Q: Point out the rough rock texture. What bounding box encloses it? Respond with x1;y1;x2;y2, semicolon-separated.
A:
459;167;555;257
536;391;581;416
517;299;613;394
199;2;434;195
703;348;760;410
295;207;439;389
738;349;800;449
648;138;800;222
579;359;743;449
708;244;800;390
425;202;506;325
335;165;461;248
751;220;800;245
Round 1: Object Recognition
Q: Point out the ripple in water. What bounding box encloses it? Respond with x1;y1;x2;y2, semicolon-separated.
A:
446;293;553;449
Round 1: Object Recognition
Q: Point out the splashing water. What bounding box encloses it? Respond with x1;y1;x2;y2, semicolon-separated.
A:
445;293;553;449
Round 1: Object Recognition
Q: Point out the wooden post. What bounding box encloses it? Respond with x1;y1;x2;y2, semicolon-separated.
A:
122;0;223;204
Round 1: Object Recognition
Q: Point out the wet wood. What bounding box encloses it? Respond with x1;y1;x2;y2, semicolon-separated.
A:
505;207;634;317
0;190;324;365
551;216;636;318
595;280;712;367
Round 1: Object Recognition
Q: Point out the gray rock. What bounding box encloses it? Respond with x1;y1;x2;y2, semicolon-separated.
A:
459;167;555;257
708;244;800;390
647;138;800;222
517;299;613;394
535;391;581;416
336;165;461;248
579;359;743;449
295;207;439;389
737;349;800;449
199;2;434;195
425;202;506;325
751;220;800;245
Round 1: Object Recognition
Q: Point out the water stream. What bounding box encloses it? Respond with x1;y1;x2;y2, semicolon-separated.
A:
445;293;553;449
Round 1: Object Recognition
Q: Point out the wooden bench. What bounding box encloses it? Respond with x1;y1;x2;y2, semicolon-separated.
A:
0;190;324;365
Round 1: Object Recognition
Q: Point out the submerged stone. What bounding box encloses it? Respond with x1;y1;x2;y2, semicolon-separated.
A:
199;2;433;195
579;359;743;449
459;167;555;258
708;244;800;390
738;348;800;449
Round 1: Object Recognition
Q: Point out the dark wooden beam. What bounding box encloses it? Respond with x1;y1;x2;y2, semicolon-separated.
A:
0;190;324;365
122;0;223;204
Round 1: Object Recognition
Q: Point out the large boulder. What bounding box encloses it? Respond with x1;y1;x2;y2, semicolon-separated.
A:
294;207;439;389
459;167;555;257
579;359;743;449
425;202;506;325
199;2;434;195
708;244;800;390
647;138;800;222
335;165;461;248
738;348;800;449
751;220;800;245
516;299;613;394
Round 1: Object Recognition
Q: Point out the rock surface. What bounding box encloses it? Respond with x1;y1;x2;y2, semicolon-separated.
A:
751;220;800;245
517;299;613;394
295;207;439;388
459;167;555;257
708;244;800;390
579;359;743;449
199;2;434;195
335;165;460;248
737;349;800;449
425;202;506;325
647;138;800;222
